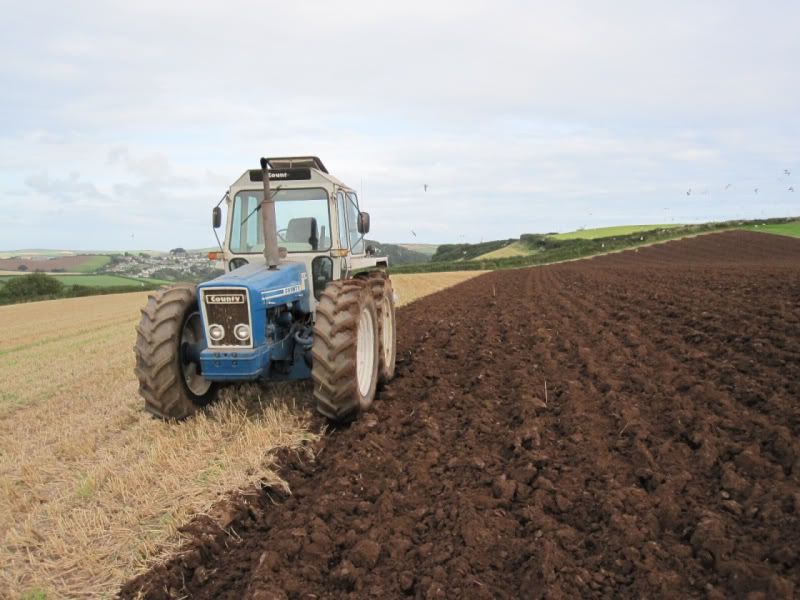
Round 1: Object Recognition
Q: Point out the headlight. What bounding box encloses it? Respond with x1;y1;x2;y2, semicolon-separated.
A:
233;323;251;341
208;324;225;341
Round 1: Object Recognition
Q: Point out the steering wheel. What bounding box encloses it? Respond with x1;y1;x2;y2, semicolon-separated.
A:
276;228;288;242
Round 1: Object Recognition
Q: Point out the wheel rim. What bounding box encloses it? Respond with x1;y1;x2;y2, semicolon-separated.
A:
181;311;212;396
381;296;394;367
356;306;376;397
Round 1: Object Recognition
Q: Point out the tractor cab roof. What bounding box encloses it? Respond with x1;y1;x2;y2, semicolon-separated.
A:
263;156;327;173
229;155;352;194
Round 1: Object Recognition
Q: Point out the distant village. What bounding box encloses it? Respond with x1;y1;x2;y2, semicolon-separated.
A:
104;249;223;282
0;249;223;283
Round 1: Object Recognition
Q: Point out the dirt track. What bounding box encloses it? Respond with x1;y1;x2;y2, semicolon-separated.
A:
122;231;800;599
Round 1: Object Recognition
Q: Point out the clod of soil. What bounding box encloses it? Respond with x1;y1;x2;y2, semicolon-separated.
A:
121;231;800;599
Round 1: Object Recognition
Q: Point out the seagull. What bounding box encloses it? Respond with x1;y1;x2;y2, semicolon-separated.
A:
423;184;428;192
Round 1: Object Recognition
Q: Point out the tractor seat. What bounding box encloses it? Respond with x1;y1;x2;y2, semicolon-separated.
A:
286;217;319;249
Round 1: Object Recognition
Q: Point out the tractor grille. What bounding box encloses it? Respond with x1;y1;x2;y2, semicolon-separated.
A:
201;287;252;348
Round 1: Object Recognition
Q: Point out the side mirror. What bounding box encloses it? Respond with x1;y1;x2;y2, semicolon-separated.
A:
212;206;222;228
357;211;370;234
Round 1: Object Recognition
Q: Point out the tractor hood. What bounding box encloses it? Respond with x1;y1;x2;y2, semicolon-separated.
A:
196;261;311;380
198;261;310;313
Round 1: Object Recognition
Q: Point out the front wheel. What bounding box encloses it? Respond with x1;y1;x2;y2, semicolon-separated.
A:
311;280;379;423
134;284;217;419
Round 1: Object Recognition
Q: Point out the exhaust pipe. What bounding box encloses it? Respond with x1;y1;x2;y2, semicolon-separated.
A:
260;157;280;269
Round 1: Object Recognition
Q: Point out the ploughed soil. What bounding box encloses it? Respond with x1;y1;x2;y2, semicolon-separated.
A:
121;231;800;599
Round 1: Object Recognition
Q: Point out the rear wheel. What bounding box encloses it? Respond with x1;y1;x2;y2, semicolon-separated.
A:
356;270;397;384
134;284;217;419
311;280;379;422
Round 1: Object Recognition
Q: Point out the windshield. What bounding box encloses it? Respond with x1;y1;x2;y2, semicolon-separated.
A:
229;188;331;254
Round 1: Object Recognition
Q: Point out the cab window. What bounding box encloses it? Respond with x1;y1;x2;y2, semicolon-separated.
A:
230;188;331;253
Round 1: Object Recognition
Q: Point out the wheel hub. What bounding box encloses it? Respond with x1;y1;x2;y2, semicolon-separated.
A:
356;306;376;397
181;312;213;396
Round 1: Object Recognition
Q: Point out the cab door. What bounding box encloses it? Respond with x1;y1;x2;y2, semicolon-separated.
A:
333;189;350;279
332;188;368;279
344;191;366;257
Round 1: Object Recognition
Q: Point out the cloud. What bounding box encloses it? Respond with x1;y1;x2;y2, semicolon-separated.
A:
1;1;799;250
24;171;108;203
671;148;721;163
107;146;181;183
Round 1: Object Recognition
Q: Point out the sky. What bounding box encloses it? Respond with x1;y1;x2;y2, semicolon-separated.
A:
1;0;799;250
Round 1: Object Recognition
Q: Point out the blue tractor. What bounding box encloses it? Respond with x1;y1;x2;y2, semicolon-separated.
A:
134;157;396;423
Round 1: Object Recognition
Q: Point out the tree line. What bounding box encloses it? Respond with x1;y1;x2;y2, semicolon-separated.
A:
0;273;161;305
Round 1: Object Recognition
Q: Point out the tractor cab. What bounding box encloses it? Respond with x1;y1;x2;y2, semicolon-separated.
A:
212;156;387;306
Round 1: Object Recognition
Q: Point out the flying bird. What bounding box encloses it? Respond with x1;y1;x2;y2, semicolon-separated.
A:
724;183;732;190
411;230;417;238
754;188;759;194
423;184;428;192
784;169;791;176
790;186;795;192
686;188;692;196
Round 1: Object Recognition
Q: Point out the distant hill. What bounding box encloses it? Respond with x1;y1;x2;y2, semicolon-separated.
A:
390;217;800;274
476;241;534;260
366;240;431;266
471;224;683;260
470;220;800;261
396;243;438;257
0;249;79;259
0;254;111;273
0;249;170;259
548;224;682;240
431;239;516;262
740;220;800;238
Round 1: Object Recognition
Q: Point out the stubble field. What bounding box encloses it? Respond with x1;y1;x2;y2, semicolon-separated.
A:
121;231;800;599
0;271;484;599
